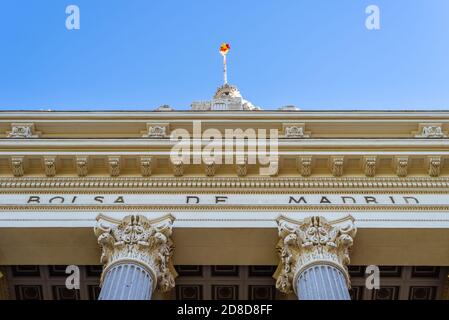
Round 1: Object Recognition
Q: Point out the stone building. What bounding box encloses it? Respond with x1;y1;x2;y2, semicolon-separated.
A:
1;84;449;300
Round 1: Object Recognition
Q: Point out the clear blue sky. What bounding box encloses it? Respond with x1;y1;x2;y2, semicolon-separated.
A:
0;0;448;111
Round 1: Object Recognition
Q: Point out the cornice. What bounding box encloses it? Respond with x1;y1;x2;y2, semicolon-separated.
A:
2;110;449;119
1;138;449;149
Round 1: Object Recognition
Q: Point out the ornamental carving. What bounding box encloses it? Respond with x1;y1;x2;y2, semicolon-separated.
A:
204;160;216;177
142;123;169;138
236;157;248;177
7;123;39;139
428;157;441;177
415;124;447;139
11;157;24;177
140;157;152;177
274;216;356;294
76;157;88;177
330;157;344;177
108;157;120;177
172;160;184;177
95;214;177;293
396;157;408;177
43;157;56;177
297;157;312;177
283;123;310;139
364;157;377;177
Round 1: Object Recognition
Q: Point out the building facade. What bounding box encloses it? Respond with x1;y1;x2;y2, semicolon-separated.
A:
1;85;449;300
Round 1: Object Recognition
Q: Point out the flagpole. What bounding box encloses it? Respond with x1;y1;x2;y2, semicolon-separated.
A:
223;54;227;85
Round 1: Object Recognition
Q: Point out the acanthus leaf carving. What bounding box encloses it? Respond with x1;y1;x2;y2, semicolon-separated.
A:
95;214;177;293
274;216;356;295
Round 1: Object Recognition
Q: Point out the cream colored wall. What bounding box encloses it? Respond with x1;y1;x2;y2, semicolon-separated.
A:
1;227;449;266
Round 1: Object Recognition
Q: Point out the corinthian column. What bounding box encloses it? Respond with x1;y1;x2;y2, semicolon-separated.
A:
274;216;356;300
95;214;177;300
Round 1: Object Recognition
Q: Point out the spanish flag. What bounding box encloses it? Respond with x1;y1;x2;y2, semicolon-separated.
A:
219;43;230;56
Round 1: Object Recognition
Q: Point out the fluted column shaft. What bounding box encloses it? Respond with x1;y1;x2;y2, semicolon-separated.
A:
99;263;153;300
296;265;350;300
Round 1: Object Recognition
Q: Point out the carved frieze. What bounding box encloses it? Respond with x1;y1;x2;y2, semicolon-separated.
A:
274;215;356;294
95;214;177;293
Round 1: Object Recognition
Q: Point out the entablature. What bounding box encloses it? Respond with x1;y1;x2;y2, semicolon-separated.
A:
1;111;449;139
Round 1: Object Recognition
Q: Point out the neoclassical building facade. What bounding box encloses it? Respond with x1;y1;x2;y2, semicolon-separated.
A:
1;85;449;300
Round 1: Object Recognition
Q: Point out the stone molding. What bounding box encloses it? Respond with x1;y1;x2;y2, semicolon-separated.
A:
274;215;356;294
95;214;177;293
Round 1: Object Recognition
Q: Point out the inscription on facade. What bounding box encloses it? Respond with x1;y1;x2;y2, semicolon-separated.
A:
0;194;437;206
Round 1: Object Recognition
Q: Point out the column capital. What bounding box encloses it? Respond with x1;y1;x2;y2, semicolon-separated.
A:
95;214;177;293
274;215;356;295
